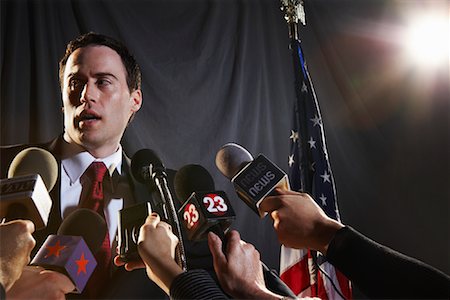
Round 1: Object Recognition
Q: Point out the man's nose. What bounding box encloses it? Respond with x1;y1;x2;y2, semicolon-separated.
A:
80;82;98;104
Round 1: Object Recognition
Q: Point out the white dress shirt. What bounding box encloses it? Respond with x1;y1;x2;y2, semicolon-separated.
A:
60;146;124;246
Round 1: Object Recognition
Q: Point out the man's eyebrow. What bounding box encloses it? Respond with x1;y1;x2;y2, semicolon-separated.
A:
95;72;119;80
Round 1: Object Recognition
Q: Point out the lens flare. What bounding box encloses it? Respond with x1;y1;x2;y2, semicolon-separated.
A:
404;16;449;68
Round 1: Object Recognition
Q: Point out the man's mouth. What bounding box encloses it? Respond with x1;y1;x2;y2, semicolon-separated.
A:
79;114;101;121
77;111;102;127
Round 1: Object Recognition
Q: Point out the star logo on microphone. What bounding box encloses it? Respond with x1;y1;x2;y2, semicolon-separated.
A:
45;240;67;258
75;253;89;275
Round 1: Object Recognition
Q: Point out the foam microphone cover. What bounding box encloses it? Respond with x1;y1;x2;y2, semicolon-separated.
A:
131;148;165;183
31;209;106;293
174;164;215;202
57;208;107;254
1;147;57;228
8;147;58;191
215;143;253;179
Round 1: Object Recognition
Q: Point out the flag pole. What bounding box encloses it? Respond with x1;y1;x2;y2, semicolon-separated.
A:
280;0;311;193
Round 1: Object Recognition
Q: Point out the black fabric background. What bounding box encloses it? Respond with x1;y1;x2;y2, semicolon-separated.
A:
1;0;448;287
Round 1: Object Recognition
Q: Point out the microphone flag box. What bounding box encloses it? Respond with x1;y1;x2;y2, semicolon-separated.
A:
179;191;236;241
0;174;52;229
231;154;290;217
31;235;97;293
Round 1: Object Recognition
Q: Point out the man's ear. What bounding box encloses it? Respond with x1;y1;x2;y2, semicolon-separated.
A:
130;89;142;113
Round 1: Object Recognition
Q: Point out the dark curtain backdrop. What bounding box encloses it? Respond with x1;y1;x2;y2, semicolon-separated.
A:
1;0;448;283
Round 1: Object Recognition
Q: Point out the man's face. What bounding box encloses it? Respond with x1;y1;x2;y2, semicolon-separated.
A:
62;45;142;157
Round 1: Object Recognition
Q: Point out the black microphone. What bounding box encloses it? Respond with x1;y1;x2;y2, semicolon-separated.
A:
215;143;290;217
177;164;297;297
131;148;187;271
174;164;235;242
0;147;58;229
30;209;106;293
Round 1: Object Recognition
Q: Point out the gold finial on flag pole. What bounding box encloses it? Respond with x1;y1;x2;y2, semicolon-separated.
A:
280;0;305;40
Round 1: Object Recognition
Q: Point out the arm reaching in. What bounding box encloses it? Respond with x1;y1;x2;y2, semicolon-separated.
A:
7;266;75;300
114;213;229;299
260;188;450;299
208;230;283;299
259;188;343;254
0;220;36;291
137;213;183;294
114;213;182;295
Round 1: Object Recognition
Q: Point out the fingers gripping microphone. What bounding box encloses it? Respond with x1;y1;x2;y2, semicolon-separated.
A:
0;147;58;229
216;144;298;298
215;143;290;217
174;164;235;242
31;209;107;293
131;149;187;271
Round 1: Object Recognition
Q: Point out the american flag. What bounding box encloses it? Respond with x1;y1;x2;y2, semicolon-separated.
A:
279;38;352;299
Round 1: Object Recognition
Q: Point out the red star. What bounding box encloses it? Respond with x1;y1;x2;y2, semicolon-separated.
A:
75;253;89;275
45;240;67;258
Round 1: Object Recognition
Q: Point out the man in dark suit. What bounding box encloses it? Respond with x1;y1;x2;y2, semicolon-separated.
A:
1;32;295;300
0;32;204;299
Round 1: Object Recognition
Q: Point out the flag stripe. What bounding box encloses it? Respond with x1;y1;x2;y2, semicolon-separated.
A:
280;253;310;294
280;36;352;299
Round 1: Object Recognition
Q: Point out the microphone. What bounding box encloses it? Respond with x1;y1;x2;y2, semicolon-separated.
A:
30;208;106;293
215;143;290;217
131;148;187;271
174;164;236;242
177;164;297;297
0;147;58;229
216;144;298;298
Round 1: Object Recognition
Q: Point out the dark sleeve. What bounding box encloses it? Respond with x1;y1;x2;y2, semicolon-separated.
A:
170;269;229;300
0;283;5;300
326;226;450;299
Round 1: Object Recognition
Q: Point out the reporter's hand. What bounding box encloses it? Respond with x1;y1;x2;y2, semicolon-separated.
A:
0;220;36;291
113;254;145;271
6;266;75;300
259;188;343;254
136;213;183;294
208;230;281;299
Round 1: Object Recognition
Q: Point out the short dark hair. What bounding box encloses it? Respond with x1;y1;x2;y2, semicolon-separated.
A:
59;32;141;92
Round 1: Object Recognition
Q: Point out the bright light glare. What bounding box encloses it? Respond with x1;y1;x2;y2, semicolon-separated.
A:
404;16;449;68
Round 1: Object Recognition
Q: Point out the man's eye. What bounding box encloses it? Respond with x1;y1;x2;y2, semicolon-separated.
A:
97;78;111;86
69;80;82;89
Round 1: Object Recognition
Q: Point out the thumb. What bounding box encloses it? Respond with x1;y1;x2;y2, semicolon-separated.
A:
208;232;227;271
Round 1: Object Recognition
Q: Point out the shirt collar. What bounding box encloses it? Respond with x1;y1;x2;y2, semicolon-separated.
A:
62;145;123;184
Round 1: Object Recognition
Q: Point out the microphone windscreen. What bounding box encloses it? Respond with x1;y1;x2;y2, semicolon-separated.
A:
7;147;58;191
174;164;215;202
215;143;253;179
131;148;164;183
57;208;107;254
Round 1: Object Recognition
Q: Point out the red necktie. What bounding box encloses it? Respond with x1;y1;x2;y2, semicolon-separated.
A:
80;161;111;297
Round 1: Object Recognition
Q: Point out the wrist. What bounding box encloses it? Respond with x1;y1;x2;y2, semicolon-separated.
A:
316;218;344;255
238;285;283;300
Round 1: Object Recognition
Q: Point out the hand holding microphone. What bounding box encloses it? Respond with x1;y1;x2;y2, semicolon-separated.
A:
129;149;187;271
207;230;283;300
6;208;107;299
114;213;182;295
0;220;36;291
260;188;343;254
0;147;57;229
215;143;290;217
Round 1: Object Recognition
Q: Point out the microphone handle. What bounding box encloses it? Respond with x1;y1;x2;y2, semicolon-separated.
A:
153;175;187;271
5;203;29;222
